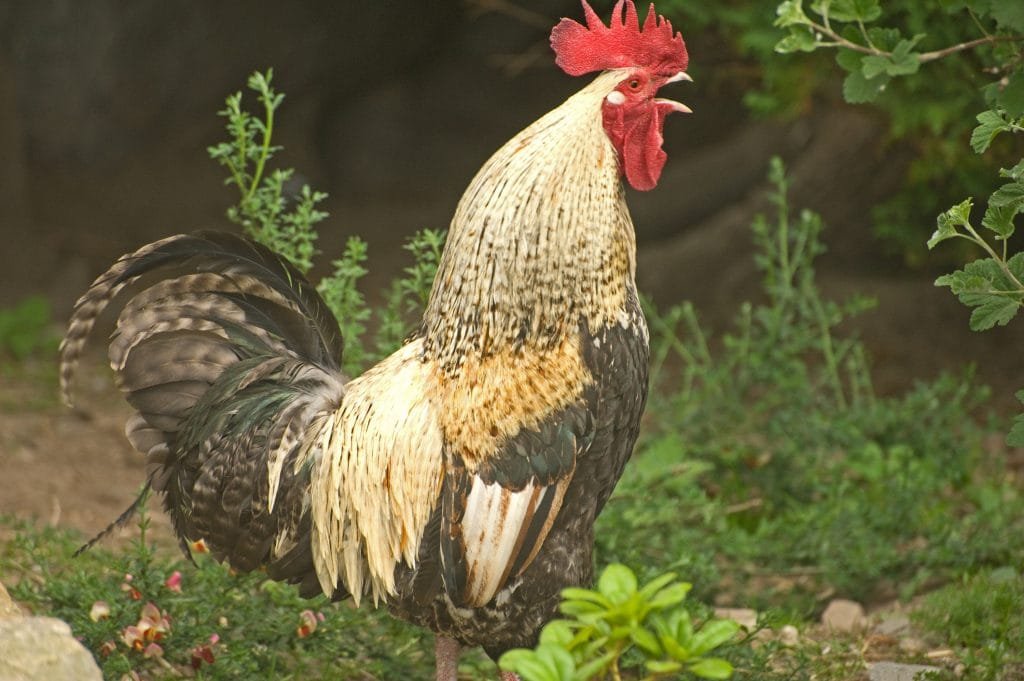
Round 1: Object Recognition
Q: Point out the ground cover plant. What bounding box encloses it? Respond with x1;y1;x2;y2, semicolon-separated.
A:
2;37;1024;681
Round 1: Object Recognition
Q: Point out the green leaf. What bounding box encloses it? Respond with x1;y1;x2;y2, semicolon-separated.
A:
630;626;664;656
999;71;1024;117
559;600;607;618
499;650;557;681
637;573;678;600
775;0;810;27
647;583;692;610
967;287;1020;331
597;564;638;604
1007;412;1024;447
861;55;891;79
835;48;864;73
992;0;1024;31
865;26;901;51
842;68;890;103
536;644;575;681
1004;160;1024;182
572;652;617;681
929;198;972;249
971;110;1012;153
775;26;818;53
688;657;735;680
935;256;1024;332
982;203;1019;240
645;659;684;674
560;587;609;605
990;180;1024;213
690;619;741;656
827;0;882;22
539;620;575;648
887;38;922;75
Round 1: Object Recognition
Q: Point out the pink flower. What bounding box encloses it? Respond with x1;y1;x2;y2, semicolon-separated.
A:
190;632;221;669
142;642;164;659
164;571;182;593
121;602;171;651
89;601;110;622
98;640;117;657
296;609;319;638
120;575;141;601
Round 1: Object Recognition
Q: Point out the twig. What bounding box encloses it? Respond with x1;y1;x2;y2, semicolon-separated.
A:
919;34;1024;63
724;498;764;514
809;17;1024;64
6;560;47;585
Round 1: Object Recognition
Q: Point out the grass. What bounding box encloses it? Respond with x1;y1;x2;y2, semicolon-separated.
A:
0;509;466;680
3;159;1022;679
2;72;1022;679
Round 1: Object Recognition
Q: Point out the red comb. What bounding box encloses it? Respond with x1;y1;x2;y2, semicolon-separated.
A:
550;1;688;77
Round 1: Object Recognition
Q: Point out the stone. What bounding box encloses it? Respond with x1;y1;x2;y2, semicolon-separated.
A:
821;598;867;632
714;607;758;629
779;624;800;646
0;582;23;618
874;613;911;636
867;661;942;681
0;616;102;681
898;636;926;654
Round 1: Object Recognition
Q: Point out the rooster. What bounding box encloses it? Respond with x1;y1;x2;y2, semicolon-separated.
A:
59;2;690;678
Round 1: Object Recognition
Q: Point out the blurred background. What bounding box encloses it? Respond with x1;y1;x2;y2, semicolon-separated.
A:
2;0;1023;402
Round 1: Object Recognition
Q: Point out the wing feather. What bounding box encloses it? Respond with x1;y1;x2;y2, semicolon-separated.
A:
441;398;593;607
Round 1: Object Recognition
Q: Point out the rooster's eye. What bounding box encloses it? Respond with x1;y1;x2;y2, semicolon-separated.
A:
628;79;641;89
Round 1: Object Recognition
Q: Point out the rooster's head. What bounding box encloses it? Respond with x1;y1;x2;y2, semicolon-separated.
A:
551;0;690;191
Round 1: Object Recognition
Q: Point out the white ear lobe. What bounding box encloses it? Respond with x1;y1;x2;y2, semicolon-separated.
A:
606;91;626;105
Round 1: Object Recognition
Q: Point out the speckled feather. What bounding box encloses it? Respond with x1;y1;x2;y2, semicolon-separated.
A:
62;66;651;660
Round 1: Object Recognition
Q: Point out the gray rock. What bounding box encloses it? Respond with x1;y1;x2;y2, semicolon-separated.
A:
875;613;911;636
0;583;23;619
0;616;102;681
713;607;758;629
821;598;868;632
868;661;941;681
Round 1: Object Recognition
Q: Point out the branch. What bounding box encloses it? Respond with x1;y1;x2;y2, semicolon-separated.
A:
919;34;1024;63
808;18;1024;64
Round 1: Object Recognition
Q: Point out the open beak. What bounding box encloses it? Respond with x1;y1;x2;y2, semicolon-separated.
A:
666;71;693;84
656;71;693;114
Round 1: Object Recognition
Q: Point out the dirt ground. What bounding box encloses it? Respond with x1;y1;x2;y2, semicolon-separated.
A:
1;357;176;547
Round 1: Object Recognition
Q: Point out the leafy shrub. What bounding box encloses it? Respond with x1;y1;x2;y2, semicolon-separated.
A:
597;157;1022;611
657;0;1024;258
1;507;437;680
499;564;738;681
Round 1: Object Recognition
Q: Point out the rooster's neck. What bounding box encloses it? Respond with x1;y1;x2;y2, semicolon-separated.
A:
422;71;637;373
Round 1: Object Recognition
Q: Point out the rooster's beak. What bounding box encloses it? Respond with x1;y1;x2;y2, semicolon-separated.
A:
656;71;693;113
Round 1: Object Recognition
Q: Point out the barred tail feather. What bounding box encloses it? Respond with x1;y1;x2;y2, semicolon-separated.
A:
60;231;349;592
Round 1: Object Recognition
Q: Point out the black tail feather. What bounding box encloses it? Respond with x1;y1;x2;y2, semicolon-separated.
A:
73;483;152;557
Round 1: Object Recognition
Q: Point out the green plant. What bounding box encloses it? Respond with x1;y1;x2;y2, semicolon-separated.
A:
208;69;445;377
646;0;1024;257
596;158;1021;616
499;564;738;681
207;69;328;274
914;567;1024;680
1;508;439;680
0;295;58;361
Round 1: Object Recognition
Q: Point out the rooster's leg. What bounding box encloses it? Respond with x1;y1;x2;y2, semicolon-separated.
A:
435;635;460;681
